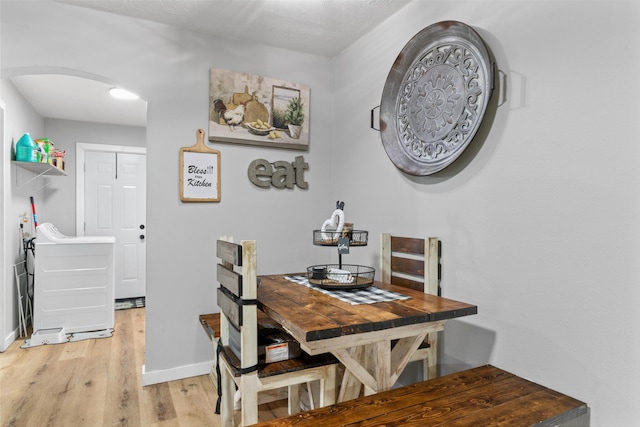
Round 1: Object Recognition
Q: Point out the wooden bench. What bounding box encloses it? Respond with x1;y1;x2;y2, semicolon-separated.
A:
254;365;589;426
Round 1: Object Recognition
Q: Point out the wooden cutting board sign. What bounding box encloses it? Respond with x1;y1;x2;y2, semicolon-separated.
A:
179;129;221;202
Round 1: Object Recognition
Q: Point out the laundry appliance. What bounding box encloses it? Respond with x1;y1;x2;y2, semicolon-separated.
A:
32;223;115;343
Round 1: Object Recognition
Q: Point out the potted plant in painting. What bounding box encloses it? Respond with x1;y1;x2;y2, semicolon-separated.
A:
284;97;304;139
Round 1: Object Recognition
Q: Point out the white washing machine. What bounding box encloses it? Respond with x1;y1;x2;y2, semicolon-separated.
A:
34;223;116;335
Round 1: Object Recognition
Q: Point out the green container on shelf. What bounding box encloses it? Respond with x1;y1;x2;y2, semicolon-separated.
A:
15;133;38;162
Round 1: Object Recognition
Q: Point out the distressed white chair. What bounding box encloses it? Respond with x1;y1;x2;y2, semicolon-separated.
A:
381;233;441;381
216;238;338;426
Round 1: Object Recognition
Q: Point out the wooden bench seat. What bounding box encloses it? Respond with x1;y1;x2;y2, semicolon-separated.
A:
200;313;221;340
254;365;589;427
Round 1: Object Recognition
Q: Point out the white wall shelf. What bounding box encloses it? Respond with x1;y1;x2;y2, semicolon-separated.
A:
12;161;66;187
12;161;66;176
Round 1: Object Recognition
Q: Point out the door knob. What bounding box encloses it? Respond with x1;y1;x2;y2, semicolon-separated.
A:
140;224;145;230
140;234;145;240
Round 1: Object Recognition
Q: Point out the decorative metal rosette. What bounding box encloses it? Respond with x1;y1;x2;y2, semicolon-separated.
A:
380;21;494;175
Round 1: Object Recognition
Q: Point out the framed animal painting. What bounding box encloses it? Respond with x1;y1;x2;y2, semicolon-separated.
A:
208;68;310;150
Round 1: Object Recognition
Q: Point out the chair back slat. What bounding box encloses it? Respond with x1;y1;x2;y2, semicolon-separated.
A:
217;239;243;266
390;256;424;277
390;236;426;255
217;263;243;297
389;275;424;292
217;286;243;329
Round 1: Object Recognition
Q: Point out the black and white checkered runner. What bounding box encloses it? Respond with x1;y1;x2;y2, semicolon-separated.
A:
284;275;410;305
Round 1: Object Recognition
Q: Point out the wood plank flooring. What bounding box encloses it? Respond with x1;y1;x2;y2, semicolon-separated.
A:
0;308;289;426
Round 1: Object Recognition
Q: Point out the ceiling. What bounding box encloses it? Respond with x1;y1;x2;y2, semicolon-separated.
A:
10;0;410;128
11;75;149;128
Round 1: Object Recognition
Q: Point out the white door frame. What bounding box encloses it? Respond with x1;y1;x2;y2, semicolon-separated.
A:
75;143;146;236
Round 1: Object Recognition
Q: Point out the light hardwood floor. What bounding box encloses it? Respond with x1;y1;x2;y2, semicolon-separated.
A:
0;308;289;426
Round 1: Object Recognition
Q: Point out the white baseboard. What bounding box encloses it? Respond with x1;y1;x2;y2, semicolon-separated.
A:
141;359;213;386
1;329;18;352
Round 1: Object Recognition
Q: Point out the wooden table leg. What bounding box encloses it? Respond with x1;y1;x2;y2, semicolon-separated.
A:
371;340;391;394
334;330;430;402
338;346;364;401
336;341;393;400
389;331;428;384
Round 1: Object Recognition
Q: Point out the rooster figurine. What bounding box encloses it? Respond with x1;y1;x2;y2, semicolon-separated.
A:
213;99;245;131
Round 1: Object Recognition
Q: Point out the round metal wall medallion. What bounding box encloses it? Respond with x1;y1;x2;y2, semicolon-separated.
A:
380;21;494;176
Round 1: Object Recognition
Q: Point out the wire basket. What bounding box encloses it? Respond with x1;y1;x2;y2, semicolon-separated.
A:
306;264;375;289
312;230;368;246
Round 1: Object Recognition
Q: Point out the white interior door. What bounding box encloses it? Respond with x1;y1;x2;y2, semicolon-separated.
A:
84;150;146;299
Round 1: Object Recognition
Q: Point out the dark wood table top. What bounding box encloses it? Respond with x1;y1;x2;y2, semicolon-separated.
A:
257;274;477;344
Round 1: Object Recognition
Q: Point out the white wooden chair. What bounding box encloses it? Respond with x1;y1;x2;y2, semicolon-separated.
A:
381;233;441;380
216;238;338;426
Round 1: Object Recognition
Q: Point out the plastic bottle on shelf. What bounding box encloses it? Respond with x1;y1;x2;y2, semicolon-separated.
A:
45;140;54;164
35;138;54;164
15;133;38;162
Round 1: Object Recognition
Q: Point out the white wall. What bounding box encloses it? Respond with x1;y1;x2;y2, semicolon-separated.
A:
0;79;45;351
2;1;639;424
41;118;146;235
331;1;640;425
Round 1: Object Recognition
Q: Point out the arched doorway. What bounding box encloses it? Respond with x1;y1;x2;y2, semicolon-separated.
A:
0;67;147;349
